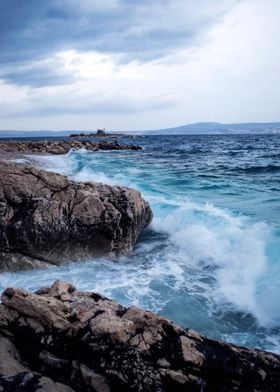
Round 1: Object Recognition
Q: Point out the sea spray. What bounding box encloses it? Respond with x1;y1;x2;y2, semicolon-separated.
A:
1;135;280;353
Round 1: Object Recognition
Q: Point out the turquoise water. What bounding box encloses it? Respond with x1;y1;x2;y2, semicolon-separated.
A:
1;135;280;353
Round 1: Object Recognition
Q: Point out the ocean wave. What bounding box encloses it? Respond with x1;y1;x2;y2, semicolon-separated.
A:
31;149;280;328
16;140;280;352
261;153;280;158
152;199;280;326
229;164;280;174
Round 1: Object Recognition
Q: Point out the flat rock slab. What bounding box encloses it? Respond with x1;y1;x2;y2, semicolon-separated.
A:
0;161;152;271
0;280;279;391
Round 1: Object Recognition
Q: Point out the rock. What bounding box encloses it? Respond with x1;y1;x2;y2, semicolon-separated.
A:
69;132;141;139
0;161;152;271
0;280;279;391
0;372;75;392
96;129;106;137
0;139;142;155
0;334;74;391
0;335;28;376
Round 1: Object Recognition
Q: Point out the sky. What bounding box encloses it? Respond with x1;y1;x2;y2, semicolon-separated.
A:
0;0;279;131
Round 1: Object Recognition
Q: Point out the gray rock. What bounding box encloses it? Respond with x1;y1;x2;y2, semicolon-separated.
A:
96;129;106;137
0;280;279;391
0;334;74;391
0;139;142;155
0;161;152;271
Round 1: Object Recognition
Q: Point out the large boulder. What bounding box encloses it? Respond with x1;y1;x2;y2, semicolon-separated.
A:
0;280;279;391
0;161;152;271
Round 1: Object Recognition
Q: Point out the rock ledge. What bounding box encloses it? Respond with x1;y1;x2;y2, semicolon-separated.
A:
0;280;279;391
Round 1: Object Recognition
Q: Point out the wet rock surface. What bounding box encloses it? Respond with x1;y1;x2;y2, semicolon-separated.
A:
0;161;152;271
0;280;279;391
0;139;142;155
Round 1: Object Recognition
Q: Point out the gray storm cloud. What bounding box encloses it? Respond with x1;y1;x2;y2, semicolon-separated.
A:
0;0;279;130
0;0;237;86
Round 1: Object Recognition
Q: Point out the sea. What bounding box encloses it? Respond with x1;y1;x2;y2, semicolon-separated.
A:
1;134;280;354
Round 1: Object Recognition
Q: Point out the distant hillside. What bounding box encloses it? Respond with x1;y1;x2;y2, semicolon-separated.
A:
1;122;280;138
142;122;280;135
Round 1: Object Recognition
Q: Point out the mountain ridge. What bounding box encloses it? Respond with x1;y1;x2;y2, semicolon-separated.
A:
0;122;280;137
142;121;280;135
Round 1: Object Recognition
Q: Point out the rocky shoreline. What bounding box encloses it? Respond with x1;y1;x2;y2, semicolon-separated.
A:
0;142;280;390
0;160;152;272
0;138;142;156
0;280;279;391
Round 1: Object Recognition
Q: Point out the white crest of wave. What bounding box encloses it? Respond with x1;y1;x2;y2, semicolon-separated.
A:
153;199;278;326
32;150;116;185
30;151;280;328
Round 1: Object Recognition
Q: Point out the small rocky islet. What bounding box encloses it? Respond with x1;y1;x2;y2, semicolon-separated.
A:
0;138;279;391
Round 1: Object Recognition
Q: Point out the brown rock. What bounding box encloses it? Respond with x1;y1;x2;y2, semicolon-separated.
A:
0;335;28;376
0;280;279;391
0;161;152;272
1;287;71;330
0;138;142;155
180;335;205;366
0;333;74;391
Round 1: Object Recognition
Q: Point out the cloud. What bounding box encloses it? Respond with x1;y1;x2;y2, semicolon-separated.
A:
0;0;238;86
1;0;279;130
0;72;176;120
0;56;78;88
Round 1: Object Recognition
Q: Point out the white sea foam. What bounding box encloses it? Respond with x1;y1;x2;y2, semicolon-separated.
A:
30;151;280;328
7;149;279;353
154;200;273;324
32;152;74;175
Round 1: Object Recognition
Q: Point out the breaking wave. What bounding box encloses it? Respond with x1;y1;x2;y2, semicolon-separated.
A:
1;135;280;353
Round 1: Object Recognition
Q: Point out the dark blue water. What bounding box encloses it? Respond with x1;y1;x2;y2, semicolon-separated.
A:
1;135;280;353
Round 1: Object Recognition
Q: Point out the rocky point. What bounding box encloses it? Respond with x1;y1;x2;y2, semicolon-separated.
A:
0;161;152;272
0;280;279;391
